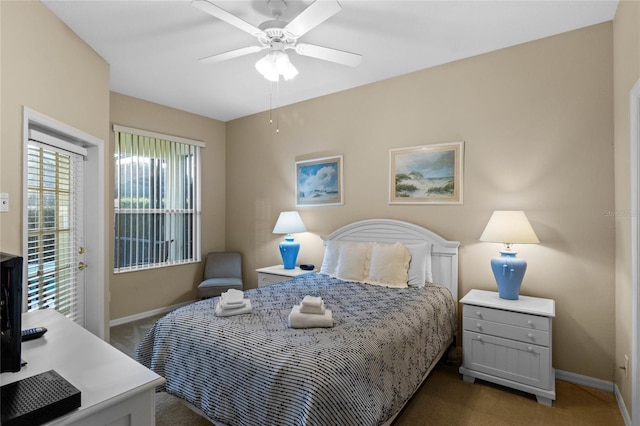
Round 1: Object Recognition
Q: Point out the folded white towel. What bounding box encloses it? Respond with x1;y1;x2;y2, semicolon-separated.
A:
301;295;323;308
222;288;244;304
215;299;252;317
218;298;248;311
288;305;333;328
299;300;326;315
221;294;244;306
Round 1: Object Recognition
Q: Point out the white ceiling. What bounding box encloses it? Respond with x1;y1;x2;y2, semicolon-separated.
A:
43;0;618;122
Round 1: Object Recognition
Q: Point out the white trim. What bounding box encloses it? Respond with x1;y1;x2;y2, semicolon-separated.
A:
630;79;640;425
194;144;202;261
109;300;195;327
29;129;88;157
615;383;633;426
23;107;106;339
555;369;613;392
557;370;633;425
113;124;205;148
555;369;635;423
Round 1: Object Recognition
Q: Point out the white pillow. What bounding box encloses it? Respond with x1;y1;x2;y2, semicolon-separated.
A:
405;242;431;287
319;240;342;276
334;242;372;282
367;242;411;288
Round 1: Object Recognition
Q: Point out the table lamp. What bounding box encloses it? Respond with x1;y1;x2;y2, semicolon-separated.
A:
272;211;307;270
479;211;540;300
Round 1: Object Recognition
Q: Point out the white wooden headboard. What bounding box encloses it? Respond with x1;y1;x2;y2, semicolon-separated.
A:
322;219;460;302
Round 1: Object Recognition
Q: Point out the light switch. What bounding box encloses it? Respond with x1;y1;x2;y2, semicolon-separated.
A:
0;193;8;212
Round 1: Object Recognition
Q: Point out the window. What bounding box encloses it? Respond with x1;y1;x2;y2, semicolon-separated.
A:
27;136;85;323
113;126;202;272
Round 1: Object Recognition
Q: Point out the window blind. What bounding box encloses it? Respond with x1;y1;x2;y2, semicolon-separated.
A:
114;129;201;272
26;140;84;325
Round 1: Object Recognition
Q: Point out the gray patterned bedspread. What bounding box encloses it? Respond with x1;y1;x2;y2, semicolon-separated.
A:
136;274;456;426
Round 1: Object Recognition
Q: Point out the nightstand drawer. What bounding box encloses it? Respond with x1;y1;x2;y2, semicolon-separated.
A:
463;304;550;332
463;331;551;390
258;273;291;287
256;266;312;288
463;317;550;347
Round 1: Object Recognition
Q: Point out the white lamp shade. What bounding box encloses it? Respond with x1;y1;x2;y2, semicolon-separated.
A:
273;211;307;234
479;211;540;244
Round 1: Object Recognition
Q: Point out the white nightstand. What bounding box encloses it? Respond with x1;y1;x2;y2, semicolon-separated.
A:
256;265;314;287
458;289;556;406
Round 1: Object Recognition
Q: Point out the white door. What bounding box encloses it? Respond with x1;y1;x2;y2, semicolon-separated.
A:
23;108;105;339
26;132;86;326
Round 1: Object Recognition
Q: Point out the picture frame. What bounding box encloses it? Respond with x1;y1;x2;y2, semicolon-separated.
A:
389;141;464;205
296;155;343;207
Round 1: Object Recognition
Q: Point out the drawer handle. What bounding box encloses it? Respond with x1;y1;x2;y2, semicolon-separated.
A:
476;311;482;317
476;323;482;329
477;335;482;341
527;346;533;351
527;333;534;339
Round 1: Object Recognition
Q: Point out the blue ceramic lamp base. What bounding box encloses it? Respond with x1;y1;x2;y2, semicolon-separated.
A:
490;251;527;300
279;235;300;270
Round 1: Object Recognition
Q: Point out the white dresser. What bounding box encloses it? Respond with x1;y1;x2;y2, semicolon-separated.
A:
0;309;165;425
256;265;313;287
458;289;556;406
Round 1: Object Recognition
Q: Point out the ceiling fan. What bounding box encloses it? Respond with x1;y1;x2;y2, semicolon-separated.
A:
192;0;362;82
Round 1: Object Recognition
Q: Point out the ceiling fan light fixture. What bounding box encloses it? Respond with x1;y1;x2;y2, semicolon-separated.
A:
255;51;298;82
275;51;298;80
195;0;361;84
255;53;280;81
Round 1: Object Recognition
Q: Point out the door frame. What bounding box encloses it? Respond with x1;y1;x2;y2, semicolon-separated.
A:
630;80;640;422
22;107;106;339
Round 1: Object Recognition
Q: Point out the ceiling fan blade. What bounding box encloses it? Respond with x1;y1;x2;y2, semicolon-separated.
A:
295;43;362;67
284;0;342;38
192;0;266;38
198;46;265;64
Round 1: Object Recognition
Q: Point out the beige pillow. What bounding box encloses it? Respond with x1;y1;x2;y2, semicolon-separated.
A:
367;242;411;288
335;242;372;282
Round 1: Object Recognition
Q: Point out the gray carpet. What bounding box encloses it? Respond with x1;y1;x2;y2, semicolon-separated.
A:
111;312;625;426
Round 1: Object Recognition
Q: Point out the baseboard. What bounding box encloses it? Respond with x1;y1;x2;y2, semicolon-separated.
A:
556;369;633;425
109;300;196;327
555;369;614;392
614;383;633;426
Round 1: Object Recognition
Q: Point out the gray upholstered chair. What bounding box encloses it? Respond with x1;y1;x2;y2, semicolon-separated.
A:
197;252;243;298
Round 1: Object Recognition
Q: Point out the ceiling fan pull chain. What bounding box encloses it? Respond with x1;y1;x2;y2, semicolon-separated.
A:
269;91;273;125
267;80;280;134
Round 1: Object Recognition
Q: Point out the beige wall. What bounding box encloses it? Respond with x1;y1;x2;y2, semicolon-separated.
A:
0;1;110;325
613;0;640;418
109;93;226;320
226;23;615;380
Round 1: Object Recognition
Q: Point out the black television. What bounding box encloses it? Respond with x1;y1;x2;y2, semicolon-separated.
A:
1;253;23;373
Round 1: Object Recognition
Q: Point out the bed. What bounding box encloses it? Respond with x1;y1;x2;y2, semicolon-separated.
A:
136;219;460;425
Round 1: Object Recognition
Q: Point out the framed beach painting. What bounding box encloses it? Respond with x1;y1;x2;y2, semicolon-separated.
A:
389;141;464;205
296;155;343;207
